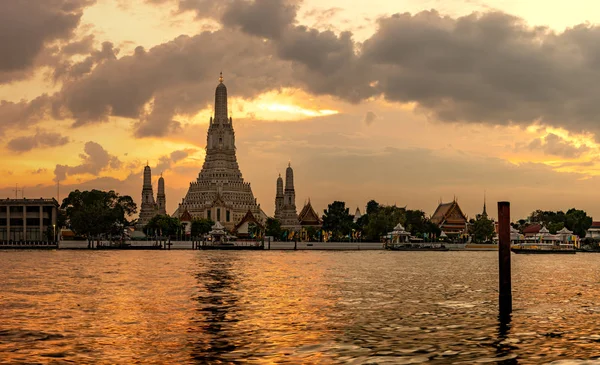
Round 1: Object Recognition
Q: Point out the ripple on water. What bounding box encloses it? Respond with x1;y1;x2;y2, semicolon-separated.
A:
1;251;600;363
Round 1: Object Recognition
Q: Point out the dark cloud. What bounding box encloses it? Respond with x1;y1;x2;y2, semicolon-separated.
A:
61;34;95;55
364;111;377;125
0;95;53;136
526;133;589;158
12;0;600;142
154;148;196;172
222;0;298;39
54;29;292;136
7;130;70;153
0;0;95;82
54;141;121;181
53;41;119;81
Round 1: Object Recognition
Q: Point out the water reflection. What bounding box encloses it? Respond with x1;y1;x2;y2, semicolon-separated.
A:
495;314;518;364
4;251;600;363
189;253;241;363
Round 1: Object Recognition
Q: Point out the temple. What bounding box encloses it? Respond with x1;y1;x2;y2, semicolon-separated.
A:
430;198;468;237
138;164;157;228
137;165;169;229
298;200;322;228
274;163;299;230
174;73;266;230
157;174;166;216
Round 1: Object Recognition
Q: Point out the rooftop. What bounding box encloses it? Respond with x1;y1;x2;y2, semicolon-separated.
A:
0;198;59;206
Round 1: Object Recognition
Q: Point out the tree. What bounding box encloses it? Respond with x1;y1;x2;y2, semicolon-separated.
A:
61;189;137;239
525;208;592;238
469;215;495;243
322;201;354;241
364;205;405;241
565;208;592;238
366;200;380;215
265;217;282;239
191;218;214;237
145;215;182;237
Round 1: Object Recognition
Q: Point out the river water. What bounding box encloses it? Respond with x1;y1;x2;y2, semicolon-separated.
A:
1;251;600;364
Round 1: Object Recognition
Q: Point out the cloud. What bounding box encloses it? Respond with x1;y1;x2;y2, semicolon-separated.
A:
154;148;196;173
0;0;95;83
53;41;119;81
13;1;600;143
222;0;299;39
53;141;121;181
53;29;293;137
526;133;589;158
0;95;53;136
363;111;377;125
61;34;96;55
7;130;70;153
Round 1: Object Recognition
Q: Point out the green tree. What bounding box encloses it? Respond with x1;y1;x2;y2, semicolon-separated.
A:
322;201;354;241
191;218;214;237
366;200;380;215
145;215;182;237
469;215;496;243
565;208;592;238
61;189;137;239
365;205;405;241
526;208;592;238
547;222;565;234
265;217;282;239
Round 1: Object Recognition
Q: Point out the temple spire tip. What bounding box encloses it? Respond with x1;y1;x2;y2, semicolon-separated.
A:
219;71;223;83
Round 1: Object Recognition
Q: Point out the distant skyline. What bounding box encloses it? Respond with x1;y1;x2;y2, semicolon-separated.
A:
3;0;600;220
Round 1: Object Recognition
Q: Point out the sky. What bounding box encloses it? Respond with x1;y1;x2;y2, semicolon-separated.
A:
3;0;600;221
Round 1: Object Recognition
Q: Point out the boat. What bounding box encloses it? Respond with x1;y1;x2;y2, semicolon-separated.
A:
96;242;163;250
510;226;578;254
386;243;449;252
511;241;576;254
198;243;263;250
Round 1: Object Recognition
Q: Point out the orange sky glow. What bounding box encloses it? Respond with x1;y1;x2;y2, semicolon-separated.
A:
3;0;600;221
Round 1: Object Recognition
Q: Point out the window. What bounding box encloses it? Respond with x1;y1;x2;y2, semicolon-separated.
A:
226;210;230;222
207;210;211;220
217;208;221;222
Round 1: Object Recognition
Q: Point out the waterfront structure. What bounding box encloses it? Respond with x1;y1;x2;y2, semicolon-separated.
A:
522;224;542;237
180;210;192;236
430;199;468;236
234;210;264;238
157;174;166;216
298;200;322;228
586;221;600;239
138;164;158;228
174;73;266;230
0;198;59;242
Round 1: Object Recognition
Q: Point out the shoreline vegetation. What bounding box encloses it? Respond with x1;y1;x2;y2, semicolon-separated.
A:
4;189;597;251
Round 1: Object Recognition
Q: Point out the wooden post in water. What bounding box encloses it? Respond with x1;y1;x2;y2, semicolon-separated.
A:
268;237;271;250
498;201;512;317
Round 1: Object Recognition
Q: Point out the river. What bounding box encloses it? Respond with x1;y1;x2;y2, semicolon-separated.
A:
1;250;599;364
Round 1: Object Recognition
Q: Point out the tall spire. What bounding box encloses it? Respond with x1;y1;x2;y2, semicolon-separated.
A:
482;190;488;217
157;174;166;216
214;71;228;122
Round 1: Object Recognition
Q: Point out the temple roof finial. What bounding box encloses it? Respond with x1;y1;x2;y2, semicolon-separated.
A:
288;160;291;168
219;71;223;84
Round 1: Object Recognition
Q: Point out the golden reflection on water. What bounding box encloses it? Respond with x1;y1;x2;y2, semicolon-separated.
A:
2;251;600;364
